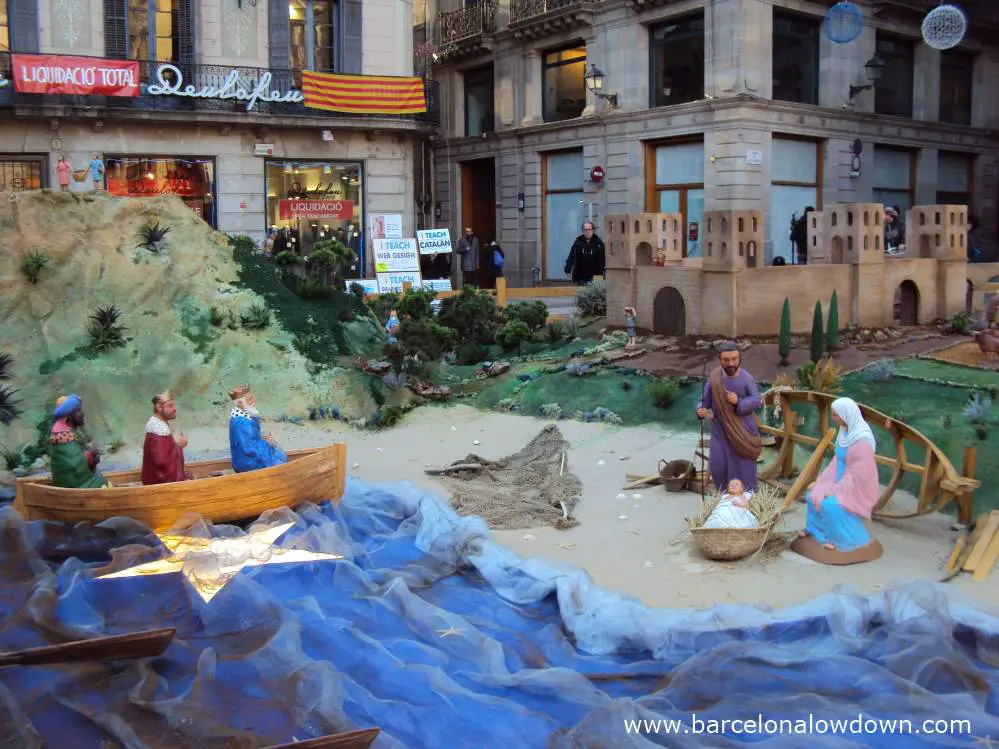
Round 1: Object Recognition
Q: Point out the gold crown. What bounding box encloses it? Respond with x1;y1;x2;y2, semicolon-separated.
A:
228;384;251;400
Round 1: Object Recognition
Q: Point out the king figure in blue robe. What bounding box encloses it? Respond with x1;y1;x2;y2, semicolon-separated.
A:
227;384;288;473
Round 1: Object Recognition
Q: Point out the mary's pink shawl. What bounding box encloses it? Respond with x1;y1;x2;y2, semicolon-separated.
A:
810;440;880;519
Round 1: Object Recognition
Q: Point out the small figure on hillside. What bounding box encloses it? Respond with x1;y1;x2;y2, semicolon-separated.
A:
141;390;192;485
385;308;401;344
564;221;605;285
695;343;763;491
702;478;758;529
457;227;479;288
624;306;637;348
56;155;72;192
88;153;104;191
228;384;288;473
48;394;111;489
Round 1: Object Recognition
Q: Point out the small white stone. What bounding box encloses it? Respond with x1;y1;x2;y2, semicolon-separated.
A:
597;460;606;466
619;514;628;520
633;504;641;509
632;493;643;500
473;440;481;446
377;447;384;452
352;462;360;470
616;493;627;500
644;561;653;569
450;426;457;431
523;534;535;540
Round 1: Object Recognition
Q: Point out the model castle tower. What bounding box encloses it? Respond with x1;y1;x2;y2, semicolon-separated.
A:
604;212;684;268
806;204;884;264
701;210;763;270
904;205;968;260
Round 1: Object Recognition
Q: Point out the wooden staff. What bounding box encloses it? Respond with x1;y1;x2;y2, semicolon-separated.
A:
0;628;175;668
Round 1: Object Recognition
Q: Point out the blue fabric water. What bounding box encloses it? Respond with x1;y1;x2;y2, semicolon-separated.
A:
0;477;998;748
805;443;872;551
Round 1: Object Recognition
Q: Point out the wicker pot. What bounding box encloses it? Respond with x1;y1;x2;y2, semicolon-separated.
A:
689;518;777;561
659;459;694;492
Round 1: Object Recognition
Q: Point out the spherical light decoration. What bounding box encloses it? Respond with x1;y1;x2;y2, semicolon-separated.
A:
921;5;967;50
823;1;864;44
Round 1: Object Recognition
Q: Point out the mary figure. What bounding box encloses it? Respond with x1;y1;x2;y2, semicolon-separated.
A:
798;397;881;555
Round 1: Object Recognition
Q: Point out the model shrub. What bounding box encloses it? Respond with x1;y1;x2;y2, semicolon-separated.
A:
546;321;566;344
20;252;49;284
0;352;21;426
505;301;549;332
809;358;843;395
273;251;301;266
809;301;824;364
399;318;456;362
309;239;356;287
647;376;680;408
396;288;436;321
240;303;271;330
865;359;895;382
137;222;171;252
86;305;128;354
826;291;840;351
576;279;607;317
228;235;256;254
963;392;992;425
437;287;502;345
496;320;532;354
778;298;791;366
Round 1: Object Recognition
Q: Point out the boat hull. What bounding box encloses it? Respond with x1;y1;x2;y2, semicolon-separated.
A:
13;444;347;531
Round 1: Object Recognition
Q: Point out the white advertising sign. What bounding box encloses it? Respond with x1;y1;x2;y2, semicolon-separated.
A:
369;213;403;240
377;271;423;294
353;279;379;295
373;238;420;273
416;228;453;255
422;279;453;292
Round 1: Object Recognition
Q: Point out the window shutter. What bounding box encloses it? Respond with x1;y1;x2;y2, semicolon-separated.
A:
10;0;40;52
104;0;128;59
269;0;291;70
178;0;196;65
341;0;363;74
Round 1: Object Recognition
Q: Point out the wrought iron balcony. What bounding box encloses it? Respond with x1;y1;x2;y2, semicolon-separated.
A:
440;0;499;53
508;0;599;40
0;54;440;127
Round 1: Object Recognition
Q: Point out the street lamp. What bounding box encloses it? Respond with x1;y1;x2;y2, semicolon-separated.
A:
584;64;619;108
848;55;886;100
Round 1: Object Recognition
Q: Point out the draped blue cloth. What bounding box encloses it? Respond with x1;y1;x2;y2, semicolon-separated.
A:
228;413;288;473
0;479;997;748
805;443;872;552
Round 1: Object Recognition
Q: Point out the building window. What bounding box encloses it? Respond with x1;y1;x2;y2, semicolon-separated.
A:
0;2;9;52
649;14;704;107
542;44;586;123
290;0;337;72
464;65;494;137
874;34;914;118
940;50;974;126
872;146;915;212
772;11;819;105
105;0;188;62
265;160;363;273
770;137;822;265
937;151;973;206
105;156;216;226
543;149;584;279
0;156;45;191
645;140;704;257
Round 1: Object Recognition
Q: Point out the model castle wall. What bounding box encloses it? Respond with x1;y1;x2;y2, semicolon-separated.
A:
607;204;977;337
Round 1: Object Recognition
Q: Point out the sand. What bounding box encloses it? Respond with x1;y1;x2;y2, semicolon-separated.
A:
104;403;999;613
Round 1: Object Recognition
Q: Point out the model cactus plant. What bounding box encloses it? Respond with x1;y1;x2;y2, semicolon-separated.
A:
778;298;791;366
810;301;824;364
826;290;839;351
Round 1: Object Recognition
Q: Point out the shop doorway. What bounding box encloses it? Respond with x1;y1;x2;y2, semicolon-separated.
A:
105;156;216;227
460;158;496;286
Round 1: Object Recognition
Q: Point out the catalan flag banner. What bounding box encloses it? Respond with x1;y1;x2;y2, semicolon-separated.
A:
301;72;427;114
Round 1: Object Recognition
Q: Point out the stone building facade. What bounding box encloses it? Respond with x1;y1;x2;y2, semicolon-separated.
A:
421;0;999;287
1;0;438;276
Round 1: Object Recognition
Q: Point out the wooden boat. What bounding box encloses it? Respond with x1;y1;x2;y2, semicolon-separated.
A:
13;444;347;531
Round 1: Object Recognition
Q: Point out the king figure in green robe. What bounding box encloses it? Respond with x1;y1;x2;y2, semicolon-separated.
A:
48;393;109;489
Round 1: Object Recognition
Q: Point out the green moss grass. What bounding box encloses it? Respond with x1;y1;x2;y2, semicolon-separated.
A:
892;358;999;390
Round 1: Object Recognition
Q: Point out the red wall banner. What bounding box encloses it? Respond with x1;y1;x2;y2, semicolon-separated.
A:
12;55;140;97
278;199;354;220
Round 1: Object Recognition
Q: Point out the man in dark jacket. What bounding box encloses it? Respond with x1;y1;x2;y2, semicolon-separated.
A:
564;221;605;285
457;227;479;287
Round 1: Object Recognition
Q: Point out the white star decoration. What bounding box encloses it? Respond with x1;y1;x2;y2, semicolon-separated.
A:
98;522;342;602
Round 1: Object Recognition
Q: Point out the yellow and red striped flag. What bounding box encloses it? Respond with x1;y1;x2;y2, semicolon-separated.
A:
301;72;427;115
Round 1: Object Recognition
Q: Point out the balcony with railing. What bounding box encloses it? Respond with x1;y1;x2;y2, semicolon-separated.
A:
439;0;499;59
508;0;600;40
853;0;999;28
0;54;440;128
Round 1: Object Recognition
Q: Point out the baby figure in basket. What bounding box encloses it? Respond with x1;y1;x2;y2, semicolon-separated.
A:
703;478;759;529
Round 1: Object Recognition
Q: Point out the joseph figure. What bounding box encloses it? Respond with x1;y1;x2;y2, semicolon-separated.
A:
696;343;763;491
48;394;110;489
141;390;192;485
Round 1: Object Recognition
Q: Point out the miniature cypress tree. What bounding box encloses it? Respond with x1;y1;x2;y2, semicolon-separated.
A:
810;301;824;364
778;298;791;366
826;290;840;352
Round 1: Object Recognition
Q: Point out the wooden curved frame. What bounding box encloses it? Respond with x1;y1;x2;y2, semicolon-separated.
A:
756;391;979;525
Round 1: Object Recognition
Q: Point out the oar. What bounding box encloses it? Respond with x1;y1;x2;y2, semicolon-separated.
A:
262;728;381;749
0;628;176;668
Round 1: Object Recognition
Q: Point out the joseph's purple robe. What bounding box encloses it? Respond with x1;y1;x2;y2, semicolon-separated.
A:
699;369;763;491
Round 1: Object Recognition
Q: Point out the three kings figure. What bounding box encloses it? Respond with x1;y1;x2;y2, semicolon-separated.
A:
228;384;288;473
141;390;192;485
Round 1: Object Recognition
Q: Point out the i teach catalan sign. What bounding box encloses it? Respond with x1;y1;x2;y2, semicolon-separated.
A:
416;228;452;255
373;238;420;273
12;54;140;97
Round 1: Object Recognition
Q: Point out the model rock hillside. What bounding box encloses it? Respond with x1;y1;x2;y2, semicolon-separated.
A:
0;191;330;445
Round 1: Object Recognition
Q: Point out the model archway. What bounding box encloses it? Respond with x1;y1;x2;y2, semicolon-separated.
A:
653;286;686;336
894;280;920;326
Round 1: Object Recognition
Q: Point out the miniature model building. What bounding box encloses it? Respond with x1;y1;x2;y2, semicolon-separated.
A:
607;204;976;337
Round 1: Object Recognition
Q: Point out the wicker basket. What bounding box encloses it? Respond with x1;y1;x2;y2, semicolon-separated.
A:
689;518;778;561
72;169;89;182
659;459;694;492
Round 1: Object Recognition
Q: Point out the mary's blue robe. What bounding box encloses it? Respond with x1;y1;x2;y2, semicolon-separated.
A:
229;411;288;473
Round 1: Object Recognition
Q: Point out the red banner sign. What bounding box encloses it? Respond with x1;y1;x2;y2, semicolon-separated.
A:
278;199;354;220
12;54;140;97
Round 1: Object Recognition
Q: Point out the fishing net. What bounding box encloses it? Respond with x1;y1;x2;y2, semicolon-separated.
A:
425;425;582;530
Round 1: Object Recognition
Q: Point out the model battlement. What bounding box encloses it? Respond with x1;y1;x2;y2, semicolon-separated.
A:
605;212;684;269
905;205;968;261
701;210;763;270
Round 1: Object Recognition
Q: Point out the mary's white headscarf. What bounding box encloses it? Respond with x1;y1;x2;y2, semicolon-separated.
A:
831;397;876;451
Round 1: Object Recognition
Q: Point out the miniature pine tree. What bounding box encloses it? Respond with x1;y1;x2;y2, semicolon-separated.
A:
826;291;840;352
778;298;791;366
810;301;824;364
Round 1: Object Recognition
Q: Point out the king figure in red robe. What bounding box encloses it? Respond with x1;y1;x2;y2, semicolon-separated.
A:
141;390;192;485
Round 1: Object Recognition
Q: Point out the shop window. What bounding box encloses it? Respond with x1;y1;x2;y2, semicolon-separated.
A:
872;146;914;212
105;156;216;227
543;149;583;279
542;44;586;123
649;14;704;107
105;0;192;63
940;49;974;126
936;151;973;206
464;65;495;136
290;0;337;72
645;140;704;257
874;33;914;118
265;160;363;273
771;137;822;265
772;11;819;105
0;157;46;191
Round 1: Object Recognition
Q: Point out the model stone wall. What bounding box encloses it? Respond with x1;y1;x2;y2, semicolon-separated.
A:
735;266;852;335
